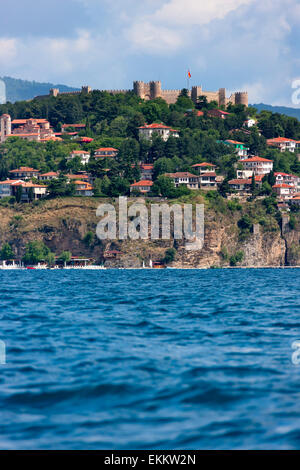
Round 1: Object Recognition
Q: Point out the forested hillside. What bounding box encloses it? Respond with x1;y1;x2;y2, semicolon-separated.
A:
0;89;300;198
0;76;79;103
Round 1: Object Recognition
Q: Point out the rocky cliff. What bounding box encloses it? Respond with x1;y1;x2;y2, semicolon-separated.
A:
0;197;299;268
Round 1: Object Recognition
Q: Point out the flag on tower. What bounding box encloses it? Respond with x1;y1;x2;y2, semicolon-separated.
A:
188;70;191;79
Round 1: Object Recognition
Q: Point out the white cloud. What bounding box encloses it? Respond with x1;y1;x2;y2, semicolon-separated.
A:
0;38;17;65
153;0;254;26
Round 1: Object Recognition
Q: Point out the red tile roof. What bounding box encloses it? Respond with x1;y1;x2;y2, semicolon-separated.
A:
95;147;118;152
130;180;153;187
273;183;294;189
192;162;216;167
229;179;251;185
267;137;297;143
239;156;273;163
139;123;178;131
12;119;48;124
9;167;39;173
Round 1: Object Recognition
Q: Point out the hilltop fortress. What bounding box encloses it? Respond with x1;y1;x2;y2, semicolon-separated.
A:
36;81;248;107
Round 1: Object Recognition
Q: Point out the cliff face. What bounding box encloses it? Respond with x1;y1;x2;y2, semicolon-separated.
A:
0;198;299;268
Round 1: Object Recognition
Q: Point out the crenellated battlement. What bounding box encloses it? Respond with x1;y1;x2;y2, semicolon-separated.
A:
34;80;248;107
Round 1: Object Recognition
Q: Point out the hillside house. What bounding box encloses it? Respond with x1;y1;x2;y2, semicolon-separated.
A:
11;181;47;201
239;156;273;175
138;123;179;142
165;172;199;190
267;137;297;153
94;148;119;159
130;180;153;194
74;180;94;196
9;167;40;180
67;150;90;165
272;183;296;200
192;162;217;174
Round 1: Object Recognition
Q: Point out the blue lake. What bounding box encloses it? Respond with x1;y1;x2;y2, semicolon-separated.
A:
0;269;300;449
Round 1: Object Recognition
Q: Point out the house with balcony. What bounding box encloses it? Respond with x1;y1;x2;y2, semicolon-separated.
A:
138;123;179;142
94;148;119;159
272;183;296;200
74;180;94;196
164;172;199;190
198;172;217;189
9;167;40;180
274;172;299;190
239;156;273;175
140;164;154;181
267;137;297;153
130;180;153;193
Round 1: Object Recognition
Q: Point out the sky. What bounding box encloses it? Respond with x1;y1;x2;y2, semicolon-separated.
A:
0;0;299;105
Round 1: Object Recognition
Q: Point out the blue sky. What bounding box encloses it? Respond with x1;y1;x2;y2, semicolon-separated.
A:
0;0;299;105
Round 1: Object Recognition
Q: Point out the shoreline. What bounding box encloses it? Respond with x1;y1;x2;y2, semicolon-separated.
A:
0;266;300;271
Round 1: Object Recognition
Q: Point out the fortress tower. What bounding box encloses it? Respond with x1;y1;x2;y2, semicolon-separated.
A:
234;92;248;107
150;81;162;100
218;88;226;107
0;114;11;142
133;81;145;99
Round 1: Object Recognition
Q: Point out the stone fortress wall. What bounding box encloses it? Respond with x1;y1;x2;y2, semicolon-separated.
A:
34;81;248;107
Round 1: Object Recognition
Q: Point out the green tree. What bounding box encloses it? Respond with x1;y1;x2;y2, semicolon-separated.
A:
23;241;51;265
0;243;15;260
58;251;72;267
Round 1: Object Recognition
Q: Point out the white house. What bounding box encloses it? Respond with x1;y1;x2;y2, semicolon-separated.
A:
192;162;217;174
244;118;257;128
67;150;90;165
272;183;295;200
164;172;199;190
130;180;153;193
11;181;47;201
138;123;179;142
0;179;23;198
239;156;273;175
267;137;297;153
38;172;59;181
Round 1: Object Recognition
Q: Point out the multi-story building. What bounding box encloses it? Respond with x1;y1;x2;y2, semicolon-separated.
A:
9;167;40;180
0;179;23;198
140;164;154;181
239;156;273;175
0;115;57;142
94;148;119;159
272;183;296;200
74;180;94;196
198;172;217;190
267;137;297;153
11;181;47;201
138;123;179;142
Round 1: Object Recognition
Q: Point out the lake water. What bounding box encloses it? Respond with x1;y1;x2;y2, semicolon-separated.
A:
0;269;300;450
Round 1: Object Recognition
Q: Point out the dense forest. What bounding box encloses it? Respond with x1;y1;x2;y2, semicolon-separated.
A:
0;89;300;198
